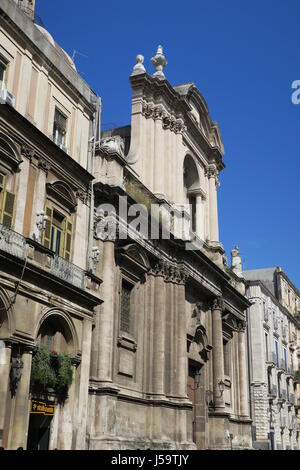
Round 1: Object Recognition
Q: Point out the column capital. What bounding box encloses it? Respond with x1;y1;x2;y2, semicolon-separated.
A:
205;164;218;179
212;296;225;312
149;260;188;284
237;319;247;332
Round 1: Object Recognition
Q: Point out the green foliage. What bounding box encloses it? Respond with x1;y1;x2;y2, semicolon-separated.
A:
30;346;73;403
56;353;73;397
30;346;57;392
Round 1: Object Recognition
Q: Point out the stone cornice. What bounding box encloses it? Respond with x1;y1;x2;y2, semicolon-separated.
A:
0;0;98;113
0;104;93;191
130;73;225;171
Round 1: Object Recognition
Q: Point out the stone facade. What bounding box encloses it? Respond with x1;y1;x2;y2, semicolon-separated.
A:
86;53;252;450
0;1;253;450
244;269;300;450
0;0;102;450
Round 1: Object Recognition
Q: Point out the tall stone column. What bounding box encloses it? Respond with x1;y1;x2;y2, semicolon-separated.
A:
207;165;219;242
152;262;166;397
195;193;206;241
97;239;115;383
153;106;165;199
175;268;188;398
238;321;248;417
75;319;92;449
212;297;225;410
0;342;11;445
10;349;32;449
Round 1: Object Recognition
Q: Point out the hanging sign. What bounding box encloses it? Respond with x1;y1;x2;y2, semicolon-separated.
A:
30;400;55;416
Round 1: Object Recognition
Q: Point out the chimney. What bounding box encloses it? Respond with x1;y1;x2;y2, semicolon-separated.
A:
14;0;36;21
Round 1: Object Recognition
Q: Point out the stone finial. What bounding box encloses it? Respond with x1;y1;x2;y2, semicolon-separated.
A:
131;54;146;76
231;245;243;278
151;45;167;80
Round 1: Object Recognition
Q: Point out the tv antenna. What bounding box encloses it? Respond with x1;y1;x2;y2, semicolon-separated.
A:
72;50;88;62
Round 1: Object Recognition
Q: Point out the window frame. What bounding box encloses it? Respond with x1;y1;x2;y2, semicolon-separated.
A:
52;107;68;147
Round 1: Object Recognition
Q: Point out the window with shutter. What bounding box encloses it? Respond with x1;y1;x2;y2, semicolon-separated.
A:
0;64;4;91
42;206;53;249
1;190;15;228
53;108;67;146
0;173;5;223
63;219;73;261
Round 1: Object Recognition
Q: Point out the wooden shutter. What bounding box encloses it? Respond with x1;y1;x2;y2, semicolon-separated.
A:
63;218;73;261
0;173;5;223
42;205;53;249
2;190;15;228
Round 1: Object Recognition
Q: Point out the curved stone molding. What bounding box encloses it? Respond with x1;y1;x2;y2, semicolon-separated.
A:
46;180;77;212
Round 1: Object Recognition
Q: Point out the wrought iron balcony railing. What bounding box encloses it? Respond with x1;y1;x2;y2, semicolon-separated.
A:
0;223;85;290
0;224;26;259
51;255;84;290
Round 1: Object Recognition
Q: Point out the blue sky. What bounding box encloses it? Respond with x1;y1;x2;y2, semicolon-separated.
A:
36;0;300;287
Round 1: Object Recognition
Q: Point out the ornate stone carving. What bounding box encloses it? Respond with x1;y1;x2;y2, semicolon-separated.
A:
76;189;87;204
212;296;225;312
151;45;167;80
131;54;146;76
21;144;35;161
205;165;217;179
153;105;164;121
142;101;186;134
38;157;51;174
237;320;247;332
9;355;23;397
149;260;188;284
142;101;154;119
98;135;125;159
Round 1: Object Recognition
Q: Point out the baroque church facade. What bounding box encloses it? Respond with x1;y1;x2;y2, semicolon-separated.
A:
0;0;253;450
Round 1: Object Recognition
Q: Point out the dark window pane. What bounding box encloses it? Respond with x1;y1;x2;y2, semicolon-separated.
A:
120;281;132;333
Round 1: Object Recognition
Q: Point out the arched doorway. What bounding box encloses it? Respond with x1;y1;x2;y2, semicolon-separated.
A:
27;312;74;450
187;312;211;449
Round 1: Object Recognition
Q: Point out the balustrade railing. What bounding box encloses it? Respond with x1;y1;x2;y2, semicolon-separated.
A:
0;223;85;290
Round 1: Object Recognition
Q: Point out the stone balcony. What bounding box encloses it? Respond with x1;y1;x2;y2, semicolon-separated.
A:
0;223;101;296
266;351;277;365
288;393;295;405
269;384;277;398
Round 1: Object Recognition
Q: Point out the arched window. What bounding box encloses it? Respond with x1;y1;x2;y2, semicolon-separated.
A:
183;155;200;234
37;314;73;355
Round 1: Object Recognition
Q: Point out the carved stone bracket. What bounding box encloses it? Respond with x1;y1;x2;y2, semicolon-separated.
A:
9;354;23;397
212;296;225;312
142;101;186;134
237;319;247;332
76;189;88;204
21;144;35;162
38;157;51;174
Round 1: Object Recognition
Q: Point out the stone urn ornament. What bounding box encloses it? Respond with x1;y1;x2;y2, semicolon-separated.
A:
151;45;167;79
